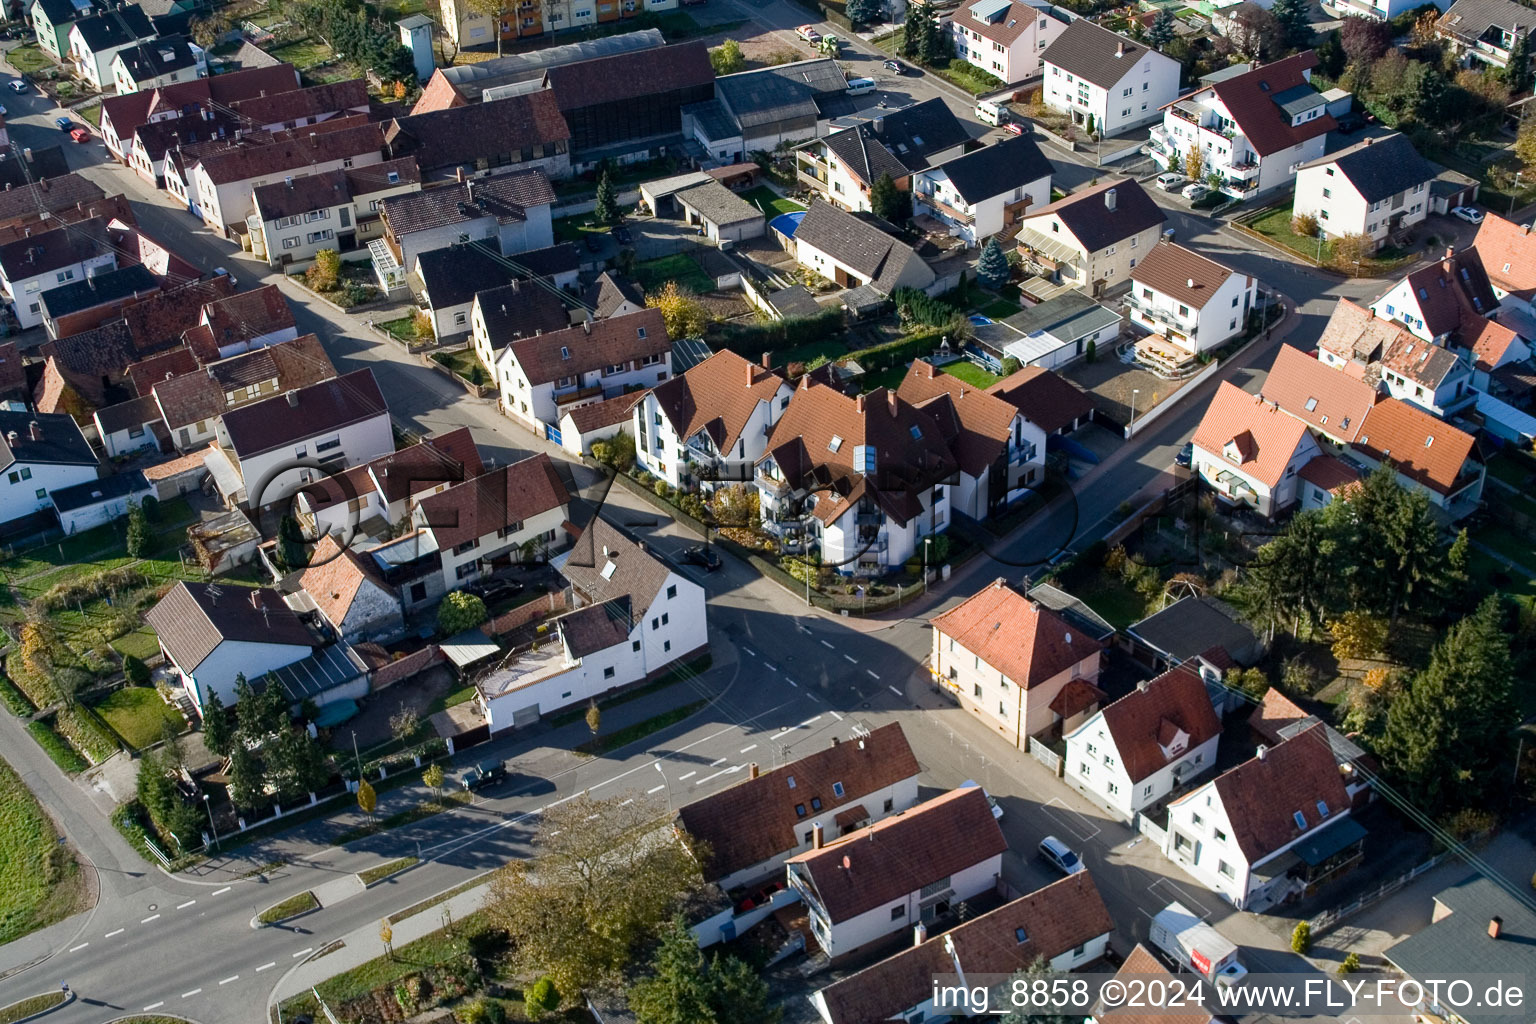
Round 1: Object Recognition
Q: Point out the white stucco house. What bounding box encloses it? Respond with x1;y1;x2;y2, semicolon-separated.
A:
786;787;1008;959
1014;179;1166;296
0;218;117;330
1293;135;1438;251
1064;666;1223;823
1127;239;1257;372
949;0;1075;84
913;135;1054;247
67;3;154;93
1040;21;1179;135
1190;381;1322;517
0;412;100;525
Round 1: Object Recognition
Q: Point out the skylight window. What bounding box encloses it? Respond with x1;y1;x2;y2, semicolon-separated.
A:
1293;810;1308;829
1304;397;1318;412
1316;800;1330;818
1015;927;1029;943
560;346;570;359
910;425;923;439
787;775;797;789
829;435;843;453
1425;435;1434;447
600;560;617;580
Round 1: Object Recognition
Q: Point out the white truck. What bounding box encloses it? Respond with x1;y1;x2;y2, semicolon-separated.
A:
1149;902;1249;987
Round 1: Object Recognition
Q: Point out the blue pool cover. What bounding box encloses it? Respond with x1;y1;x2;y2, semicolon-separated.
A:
770;211;806;237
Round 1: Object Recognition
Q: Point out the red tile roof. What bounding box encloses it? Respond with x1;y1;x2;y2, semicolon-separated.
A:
562;391;644;433
505;308;669;386
192;123;385;186
1201;51;1334;157
1247;687;1311;746
1392;249;1498;341
786;787;1008;923
409;70;469;115
1351;396;1479;496
121;277;237;353
652;349;788;457
1472;210;1536;300
1297;453;1360;495
677;723;920;882
127;346;199;396
1462;314;1522;372
931;577;1103;688
1095;666;1222;784
897;359;1020;478
1096;945;1216;1024
415;452;569;548
1261;343;1378;443
1191;382;1313;490
299;534;395;630
187;285;296;360
1206;723;1351;862
1049;677;1106;719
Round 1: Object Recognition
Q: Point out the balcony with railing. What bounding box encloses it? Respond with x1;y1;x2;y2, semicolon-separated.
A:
1220;178;1259;198
1168;100;1213;129
796;152;829;187
755;469;790;495
1126;296;1195;333
919;193;975;226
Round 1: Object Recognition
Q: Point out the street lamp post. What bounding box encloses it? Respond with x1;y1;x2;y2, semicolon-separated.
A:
1512;172;1525;218
1130;389;1140;433
202;792;219;851
923;537;931;594
654;761;670;812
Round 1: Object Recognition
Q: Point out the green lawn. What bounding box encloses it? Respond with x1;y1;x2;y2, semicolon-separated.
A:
0;754;84;944
860;365;908;393
92;687;184;751
774;338;848;367
977;298;1022;320
6;43;55;75
1241;207;1417;275
575;700;707;755
432;349;491;386
872;29;1002;94
1064;570;1150;630
632;253;713;295
739;186;805;218
943;361;1002;388
258;890;318;924
76;101;101;127
110;628;160;662
0;992;66;1024
426;684;477;718
552;211;630;243
1487;450;1536;489
359;855;417;886
267;38;333;70
378;316;418;343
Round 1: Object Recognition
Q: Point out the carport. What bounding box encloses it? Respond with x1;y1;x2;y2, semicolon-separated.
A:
639;171;711;218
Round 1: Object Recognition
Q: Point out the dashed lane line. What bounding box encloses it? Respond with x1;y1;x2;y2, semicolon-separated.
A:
256;963;276;972
678;771;698;781
709;757;726;767
830;711;843;721
211;886;231;896
177;900;196;909
820;640;834;649
141;914;160;924
742;646;757;657
697;765;740;785
866;670;880;680
619;799;633;806
786;679;798;687
765;663;778;672
646;784;665;794
770;727;793;739
843;654;857;664
888;686;902;697
182;989;202;999
104;929;124;938
219;976;239;985
292;948;314;959
143;1003;164;1012
800;715;822;727
739;744;757;753
68;943;87;952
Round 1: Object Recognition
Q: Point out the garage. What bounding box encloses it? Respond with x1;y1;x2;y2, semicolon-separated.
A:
51;470;153;535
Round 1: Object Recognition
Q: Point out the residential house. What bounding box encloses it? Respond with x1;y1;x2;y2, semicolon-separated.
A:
119;276;236;358
1325;0;1449;21
1351;395;1485;513
185;122;386;237
785;787;1008;959
541;42;715;168
467;279;574;366
1125;595;1260;674
1015;179;1166;295
38;262;158;341
35;321;143;415
896;358;1044;519
145;582;315;713
1293;134;1438;250
1164;724;1362;910
415;243;578;341
948;0;1076;85
51;469;154;535
373;168;556;294
683;59;850;164
1468;213;1536;383
294;427;483;541
0;173;111;240
182;285;299;362
493;308;671;440
93;394;164;458
1064;666;1222;823
124;345;197;397
987;364;1094;435
930;576;1105;746
1191;381;1322;515
633;349;794;490
985;291;1124;370
580;270;645;320
152;334;336;451
99;64;301;166
477;525;705;732
556;392;642;457
0;217;116;329
0;146;70;190
1248;688;1377;807
1127;240;1256;372
251;158;421;267
556;515;710;682
67;4;156;92
0;411;100;524
109;33;202;95
674;181;766;246
29;0;91;63
411;30;667;105
1041;21;1180;135
206;368;392;508
792;201;937;295
1088;945;1223;1024
811;873;1114;1024
1385;874;1536;1024
676;723;921;893
1149;52;1335;200
1370;246;1500;345
1437;0;1536;72
913;134;1054;247
414;452;571;589
795;99;971;213
1261;342;1380;446
0;341;30;408
227;79;371;133
1346;289;1479;415
382;90;571;182
297;535;404;645
756;379;957;573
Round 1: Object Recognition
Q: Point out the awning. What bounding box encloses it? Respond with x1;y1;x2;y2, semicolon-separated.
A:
441;628;500;669
1015;227;1082;266
1293;817;1367;866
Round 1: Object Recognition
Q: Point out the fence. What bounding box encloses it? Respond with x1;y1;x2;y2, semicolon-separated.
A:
1102;477;1199;549
1305;837;1491;936
371;645;444;690
1032;122;1077;153
484;590;569;638
1026;736;1062;777
1137;813;1168;849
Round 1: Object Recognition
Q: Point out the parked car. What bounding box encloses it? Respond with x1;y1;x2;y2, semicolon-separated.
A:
54;116;73;131
69;127;89;143
612;224;633;245
1335;114;1365;134
7;80;26;93
1181;182;1210;202
584;232;603;253
1175;441;1193;468
1038;835;1085;875
882;58;906;74
213;266;236;287
1002;121;1024;136
460;760;508;791
0;105;8;117
465;577;525;604
1156;172;1187;192
796;24;822;42
681;545;722;572
961;780;1003;820
1452;205;1485;224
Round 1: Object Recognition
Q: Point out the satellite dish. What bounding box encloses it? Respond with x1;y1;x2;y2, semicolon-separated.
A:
842;855;851;870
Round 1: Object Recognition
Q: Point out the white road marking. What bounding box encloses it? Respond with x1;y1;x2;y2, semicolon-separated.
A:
68;943;87;952
619;799;633;806
143;1003;164;1011
830;711;843;721
211;886;231;896
647;785;665;794
104;929;124;938
1042;797;1103;843
800;715;822;726
710;757;726;767
177;900;196;909
843;654;857;664
678;771;697;781
292;947;314;958
765;663;778;672
786;679;798;687
256;963;276;972
697;765;737;784
866;669;880;680
141;914;160;923
808;691;823;702
820;640;834;649
887;686;902;697
770;727;793;739
742;646;757;657
739;744;757;753
182;989;202;998
219;976;238;985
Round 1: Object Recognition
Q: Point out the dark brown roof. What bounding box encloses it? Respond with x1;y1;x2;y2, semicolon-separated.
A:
543;41;713;110
0;173;106;226
1042;21;1157;88
121;277;236;353
39;321;137;387
153;334;335;429
815;874;1114;1024
1202;51;1334;157
1207;723;1350;862
370;426;483;503
1132;240;1248;310
786;787;1008;923
559;515;675;623
505;308;669;386
220;367;386;457
415;452;569;549
0;217;110;280
0;342;22;397
228;78;368;127
986;365;1094;434
553;599;632;658
651;350;787;458
677;723;920;882
381;168;556;238
188;285;296;360
383;90;570;173
474;279;574;352
144;581;313;671
897;359;1019;478
1097;945;1216;1024
94;393;161;434
192;123;385;185
1023;178;1165;254
1097;667;1223;784
562;390;643;432
1394;248;1499;339
126;345;199;396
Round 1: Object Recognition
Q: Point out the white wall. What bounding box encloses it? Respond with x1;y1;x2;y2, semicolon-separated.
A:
98;418;160;459
497;349;671;434
173;637;311;713
195;151;386;236
430;502;567;590
5;254;118;329
1044;47;1178;135
332;577;404;644
224;411;394;508
932;628;1101;746
797;853;1001;958
57;482;155;534
1191;430;1320;517
916;168;1051;247
1295;165;1430;248
1064;714;1219;822
0;460;99;523
1130;270;1254;355
634;384;793;490
1018;205;1160;292
950;11;1068;84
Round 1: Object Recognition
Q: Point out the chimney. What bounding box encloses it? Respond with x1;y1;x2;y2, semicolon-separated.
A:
583;320;591;335
27;420;41;442
1364;137;1374;146
1116;40;1125;57
749;762;759;779
1446;245;1456;259
1105;187;1117;212
1256;744;1269;760
22;148;31;164
913;923;928;946
747;362;755;387
286;389;299;407
1490;916;1503;939
873;116;885;134
1137;679;1150;692
812;823;824;849
456;166;467;183
830;736;840;747
761;351;772;369
856;393;866;414
4;431;14;445
887;389;897;415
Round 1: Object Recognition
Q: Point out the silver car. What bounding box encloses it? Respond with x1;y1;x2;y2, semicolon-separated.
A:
1039;835;1086;875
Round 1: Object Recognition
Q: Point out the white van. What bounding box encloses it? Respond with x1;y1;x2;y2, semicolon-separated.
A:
845;77;876;96
975;98;1007;125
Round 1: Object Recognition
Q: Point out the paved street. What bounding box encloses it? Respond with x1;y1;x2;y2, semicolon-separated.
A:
0;40;1435;1024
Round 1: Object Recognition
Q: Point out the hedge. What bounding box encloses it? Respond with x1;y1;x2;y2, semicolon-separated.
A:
26;720;86;773
844;328;948;372
714;308;846;360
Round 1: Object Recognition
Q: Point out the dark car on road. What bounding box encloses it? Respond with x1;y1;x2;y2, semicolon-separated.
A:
612;224;633;245
1175;441;1193;468
584;233;603;253
461;760;508;791
54;116;73;130
681;545;722;572
465;577;525;604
